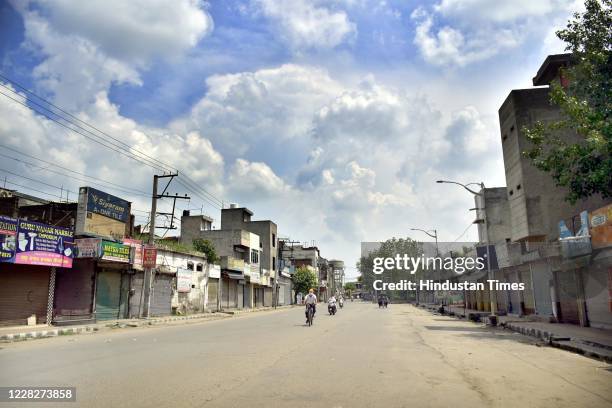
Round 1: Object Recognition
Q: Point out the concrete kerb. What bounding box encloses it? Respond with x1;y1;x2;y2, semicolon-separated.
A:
417;305;612;364
0;305;297;343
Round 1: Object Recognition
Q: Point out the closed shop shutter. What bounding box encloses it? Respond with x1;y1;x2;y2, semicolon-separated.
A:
228;279;237;308
150;274;173;317
583;265;612;330
264;287;272;307
278;284;285;305
95;270;122;320
555;270;580;324
237;284;244;309
520;267;535;314
53;259;95;323
0;264;50;326
129;272;144;318
207;279;218;310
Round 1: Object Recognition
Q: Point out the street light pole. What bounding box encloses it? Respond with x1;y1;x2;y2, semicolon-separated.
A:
436;180;497;316
410;228;438;305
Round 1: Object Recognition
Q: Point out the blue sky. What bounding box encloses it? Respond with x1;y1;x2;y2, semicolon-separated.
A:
0;0;580;275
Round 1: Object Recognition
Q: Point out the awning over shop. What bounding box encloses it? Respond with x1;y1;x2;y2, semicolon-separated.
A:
225;271;244;280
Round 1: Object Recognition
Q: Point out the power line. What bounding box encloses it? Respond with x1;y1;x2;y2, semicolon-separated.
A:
1;179;68;201
0;88;171;174
0;146;149;197
0;167;78;197
0;74;225;209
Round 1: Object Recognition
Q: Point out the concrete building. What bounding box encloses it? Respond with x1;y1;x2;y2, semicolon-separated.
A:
329;260;345;296
497;53;611;327
219;206;278;306
180;212;263;309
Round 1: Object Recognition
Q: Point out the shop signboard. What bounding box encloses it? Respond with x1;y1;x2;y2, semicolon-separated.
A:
84;187;130;222
76;186;131;238
123;238;143;270
589;204;612;249
177;268;192;293
143;245;157;268
75;238;102;258
100;240;131;263
208;264;220;279
14;219;74;268
0;215;18;263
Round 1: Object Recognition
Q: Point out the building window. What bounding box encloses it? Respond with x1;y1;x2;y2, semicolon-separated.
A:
502;134;508;142
510;125;515;132
251;249;259;264
273;256;276;269
272;234;276;247
187;262;194;271
509;190;514;196
196;263;203;272
516;184;521;191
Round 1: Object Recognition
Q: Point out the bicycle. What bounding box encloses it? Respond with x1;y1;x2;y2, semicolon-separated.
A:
306;304;315;326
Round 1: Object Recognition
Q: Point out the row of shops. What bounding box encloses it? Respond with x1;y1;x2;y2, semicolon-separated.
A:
0;214;223;326
458;204;612;330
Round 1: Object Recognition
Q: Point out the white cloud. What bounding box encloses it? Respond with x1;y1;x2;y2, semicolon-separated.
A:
228;158;289;200
255;0;357;50
11;0;212;109
176;64;343;159
434;0;558;22
410;0;578;67
21;0;212;62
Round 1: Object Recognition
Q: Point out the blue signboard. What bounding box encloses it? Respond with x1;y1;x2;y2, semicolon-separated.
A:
84;187;130;223
15;219;74;267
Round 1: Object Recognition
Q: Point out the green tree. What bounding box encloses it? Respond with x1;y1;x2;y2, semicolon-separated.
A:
292;266;318;301
358;237;424;301
344;282;356;298
524;0;612;203
192;239;219;264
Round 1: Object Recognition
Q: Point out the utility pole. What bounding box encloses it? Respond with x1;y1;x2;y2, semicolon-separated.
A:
140;173;189;318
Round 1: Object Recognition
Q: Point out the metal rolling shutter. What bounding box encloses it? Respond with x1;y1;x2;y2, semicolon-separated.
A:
555;270;580;324
95;270;122;320
53;260;95;322
207;279;218;310
0;264;50;326
228;279;237;308
150;274;173;316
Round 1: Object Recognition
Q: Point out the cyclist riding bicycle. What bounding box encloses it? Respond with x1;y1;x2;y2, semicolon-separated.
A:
304;288;317;323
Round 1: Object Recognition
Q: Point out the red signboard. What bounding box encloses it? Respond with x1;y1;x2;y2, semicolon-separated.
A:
143;245;157;269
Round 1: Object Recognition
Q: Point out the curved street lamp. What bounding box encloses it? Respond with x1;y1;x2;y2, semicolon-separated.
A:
436;179;497;316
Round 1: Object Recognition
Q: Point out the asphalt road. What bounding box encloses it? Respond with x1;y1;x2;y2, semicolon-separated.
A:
1;303;611;408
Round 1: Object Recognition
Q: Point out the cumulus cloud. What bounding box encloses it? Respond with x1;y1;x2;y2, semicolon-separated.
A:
255;0;357;50
228;158;289;200
11;0;212;109
175;64;343;160
410;0;578;67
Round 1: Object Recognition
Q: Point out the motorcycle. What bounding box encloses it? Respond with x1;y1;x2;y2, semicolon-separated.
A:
328;303;337;315
339;299;344;308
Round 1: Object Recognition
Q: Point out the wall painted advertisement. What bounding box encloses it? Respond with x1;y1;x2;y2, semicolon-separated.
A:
11;219;74;267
